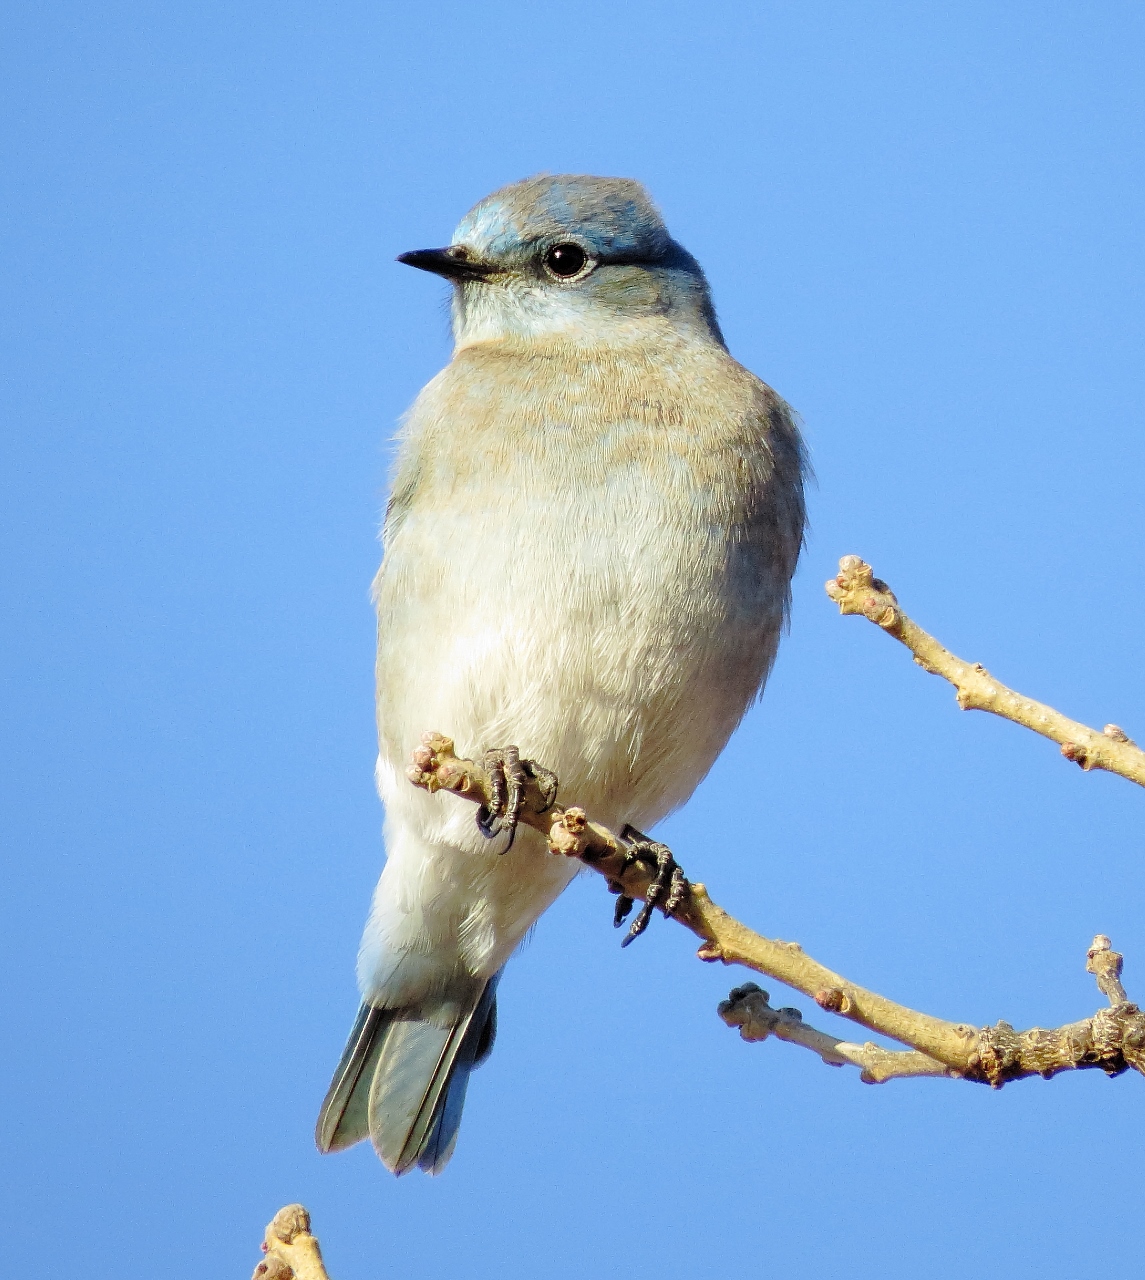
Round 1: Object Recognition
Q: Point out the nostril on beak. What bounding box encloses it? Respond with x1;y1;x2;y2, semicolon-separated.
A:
397;246;501;282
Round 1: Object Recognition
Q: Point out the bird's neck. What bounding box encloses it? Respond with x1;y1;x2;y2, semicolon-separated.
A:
452;290;721;354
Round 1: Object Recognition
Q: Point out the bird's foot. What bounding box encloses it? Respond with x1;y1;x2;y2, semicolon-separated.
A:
610;826;688;947
475;745;558;851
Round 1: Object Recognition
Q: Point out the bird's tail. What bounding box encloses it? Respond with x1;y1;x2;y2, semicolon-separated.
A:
314;977;498;1175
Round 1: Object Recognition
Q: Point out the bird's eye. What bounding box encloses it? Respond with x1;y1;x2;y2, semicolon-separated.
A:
543;243;588;279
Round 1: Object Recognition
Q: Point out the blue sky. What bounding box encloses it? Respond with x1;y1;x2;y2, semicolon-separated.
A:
4;3;1144;1276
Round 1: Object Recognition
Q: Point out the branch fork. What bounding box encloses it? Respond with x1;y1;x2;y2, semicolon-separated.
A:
408;732;1144;1087
251;555;1143;1267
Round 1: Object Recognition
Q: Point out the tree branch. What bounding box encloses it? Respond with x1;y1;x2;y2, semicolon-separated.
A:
718;933;1141;1083
1088;933;1129;1003
408;733;1145;1087
825;555;1145;788
716;983;954;1082
253;1206;331;1280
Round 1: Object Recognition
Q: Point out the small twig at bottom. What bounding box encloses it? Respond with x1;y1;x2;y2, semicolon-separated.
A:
253;1206;331;1280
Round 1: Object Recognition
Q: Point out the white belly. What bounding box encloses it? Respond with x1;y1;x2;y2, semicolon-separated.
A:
375;454;775;837
356;336;801;1005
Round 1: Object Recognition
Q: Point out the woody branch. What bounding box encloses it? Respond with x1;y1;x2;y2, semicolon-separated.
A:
252;1205;331;1280
825;555;1145;788
407;734;1145;1087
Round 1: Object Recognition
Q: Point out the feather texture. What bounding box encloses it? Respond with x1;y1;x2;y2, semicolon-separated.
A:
316;981;498;1176
317;175;807;1174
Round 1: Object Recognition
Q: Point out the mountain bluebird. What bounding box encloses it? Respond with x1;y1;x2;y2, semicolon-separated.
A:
315;175;807;1174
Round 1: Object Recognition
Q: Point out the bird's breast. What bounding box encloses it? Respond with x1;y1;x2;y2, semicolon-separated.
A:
375;334;802;831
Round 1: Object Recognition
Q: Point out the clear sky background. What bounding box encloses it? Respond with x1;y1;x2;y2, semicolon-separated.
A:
4;3;1144;1277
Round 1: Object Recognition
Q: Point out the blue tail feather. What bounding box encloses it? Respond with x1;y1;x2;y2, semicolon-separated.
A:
316;975;500;1175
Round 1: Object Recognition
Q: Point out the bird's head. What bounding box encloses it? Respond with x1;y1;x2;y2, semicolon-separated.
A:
398;174;724;348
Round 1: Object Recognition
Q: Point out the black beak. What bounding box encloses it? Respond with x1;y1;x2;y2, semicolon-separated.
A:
397;246;501;282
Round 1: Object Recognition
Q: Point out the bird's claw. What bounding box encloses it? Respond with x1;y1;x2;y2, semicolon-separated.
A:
614;825;688;946
611;889;635;928
475;745;558;851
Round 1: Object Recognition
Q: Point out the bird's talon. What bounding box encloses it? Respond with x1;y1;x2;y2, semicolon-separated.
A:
524;760;559;813
476;746;555;851
615;825;688;945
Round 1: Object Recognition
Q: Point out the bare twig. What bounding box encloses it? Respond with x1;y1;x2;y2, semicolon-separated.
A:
717;983;953;1082
718;933;1142;1084
253;1206;331;1280
825;555;1145;788
1088;934;1129;1004
408;733;1145;1087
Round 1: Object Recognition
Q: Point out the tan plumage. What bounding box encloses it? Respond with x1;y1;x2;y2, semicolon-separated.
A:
317;176;807;1175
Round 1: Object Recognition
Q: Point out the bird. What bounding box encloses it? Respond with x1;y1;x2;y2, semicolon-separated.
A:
315;174;807;1175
